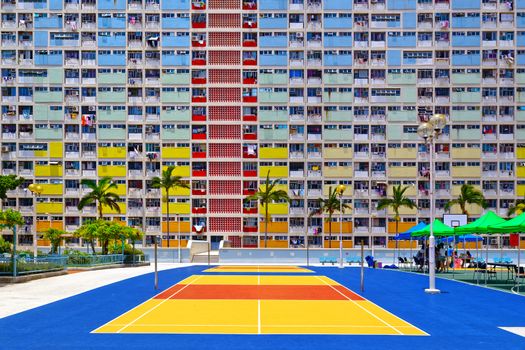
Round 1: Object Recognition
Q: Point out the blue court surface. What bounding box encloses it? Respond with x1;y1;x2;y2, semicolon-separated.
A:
0;266;524;350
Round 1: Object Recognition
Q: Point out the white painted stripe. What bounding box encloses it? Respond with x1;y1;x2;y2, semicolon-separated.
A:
116;276;203;333
314;276;404;335
500;327;525;337
91;275;195;334
108;323;419;328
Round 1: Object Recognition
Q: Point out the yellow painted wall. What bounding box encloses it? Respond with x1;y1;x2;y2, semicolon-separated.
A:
518;184;525;196
517;147;525;159
452;184;481;196
325;166;352;178
98;147;126;159
450;204;482;215
517;166;525;178
101;203;126;214
162;147;191;159
451;166;481;178
386;148;417;159
259;166;288;178
49;142;63;158
388;207;417;215
259;148;288;159
36;202;63;214
450;148;481;159
260;203;288;215
35;165;63;177
389;167;417;178
162;187;191;196
34;150;48;158
40;184;63;195
323;148;353;159
98;165;126;177
323;185;352;196
114;184;126;196
162;165;191;177
387;185;416;196
162;202;191;215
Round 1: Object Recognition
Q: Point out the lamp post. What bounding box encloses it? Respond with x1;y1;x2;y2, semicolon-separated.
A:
28;184;43;258
336;184;346;268
417;114;447;294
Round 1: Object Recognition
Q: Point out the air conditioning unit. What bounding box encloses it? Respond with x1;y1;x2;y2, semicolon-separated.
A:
1;146;10;153
88;106;96;111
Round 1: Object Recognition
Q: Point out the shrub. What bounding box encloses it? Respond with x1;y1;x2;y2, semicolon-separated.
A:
0;236;11;254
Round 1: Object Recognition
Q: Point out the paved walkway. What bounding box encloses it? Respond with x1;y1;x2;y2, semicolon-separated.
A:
0;263;190;319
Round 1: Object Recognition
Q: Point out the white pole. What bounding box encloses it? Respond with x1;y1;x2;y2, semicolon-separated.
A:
177;214;181;263
517;233;521;294
339;193;343;268
426;137;440;294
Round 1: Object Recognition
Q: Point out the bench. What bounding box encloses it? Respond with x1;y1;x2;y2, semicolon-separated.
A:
319;257;337;265
345;256;362;265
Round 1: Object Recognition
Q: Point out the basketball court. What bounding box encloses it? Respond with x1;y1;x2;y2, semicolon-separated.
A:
94;267;426;335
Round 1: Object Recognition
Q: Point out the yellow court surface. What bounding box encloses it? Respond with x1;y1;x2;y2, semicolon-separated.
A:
203;265;313;273
93;270;427;336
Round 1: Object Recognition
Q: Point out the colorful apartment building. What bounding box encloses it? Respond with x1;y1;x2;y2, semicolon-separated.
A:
2;0;525;249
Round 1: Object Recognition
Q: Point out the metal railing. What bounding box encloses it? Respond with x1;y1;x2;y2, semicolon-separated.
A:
0;255;67;276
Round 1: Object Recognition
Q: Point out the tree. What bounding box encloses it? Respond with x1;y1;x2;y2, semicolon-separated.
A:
78;177;121;219
0;175;24;204
244;171;290;248
376;185;416;238
0;209;25;276
310;186;351;249
43;228;66;254
74;220;99;254
507;195;525;217
151;166;189;248
121;226;143;264
74;219;128;255
445;184;487;215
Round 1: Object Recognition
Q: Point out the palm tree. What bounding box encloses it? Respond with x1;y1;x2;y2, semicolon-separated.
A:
43;228;65;254
151;166;189;248
377;185;416;238
445;184;487;215
507;195;525;218
244;171;290;248
310;186;351;249
78;177;121;219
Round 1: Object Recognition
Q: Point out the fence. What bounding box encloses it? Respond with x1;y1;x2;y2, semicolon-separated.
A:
0;255;68;276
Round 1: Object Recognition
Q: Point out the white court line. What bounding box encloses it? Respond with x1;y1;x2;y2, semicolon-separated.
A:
115;276;203;333
499;327;525;338
103;323;418;328
91;275;196;333
314;276;404;335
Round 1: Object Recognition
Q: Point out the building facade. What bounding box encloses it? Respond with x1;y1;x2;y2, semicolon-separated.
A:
2;0;525;249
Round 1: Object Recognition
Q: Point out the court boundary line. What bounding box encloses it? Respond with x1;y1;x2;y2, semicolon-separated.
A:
104;323;420;328
91;275;196;334
113;276;203;333
315;276;404;335
319;276;429;336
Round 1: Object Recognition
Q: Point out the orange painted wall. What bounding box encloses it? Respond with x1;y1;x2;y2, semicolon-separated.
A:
36;221;64;232
388;222;417;234
323;240;353;248
259;222;288;233
323;222;353;233
387;240;417;249
162;221;191;233
161;239;188;248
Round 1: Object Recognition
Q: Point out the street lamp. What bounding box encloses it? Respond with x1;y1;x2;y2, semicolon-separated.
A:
28;184;43;258
417;113;446;294
336;184;346;268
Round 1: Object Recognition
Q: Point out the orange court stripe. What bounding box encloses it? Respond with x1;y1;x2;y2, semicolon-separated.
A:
154;284;364;301
155;284;186;299
332;285;365;301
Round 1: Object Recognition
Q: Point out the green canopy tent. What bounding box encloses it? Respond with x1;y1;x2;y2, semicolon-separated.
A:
454;211;507;284
488;212;525;293
411;219;455;237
